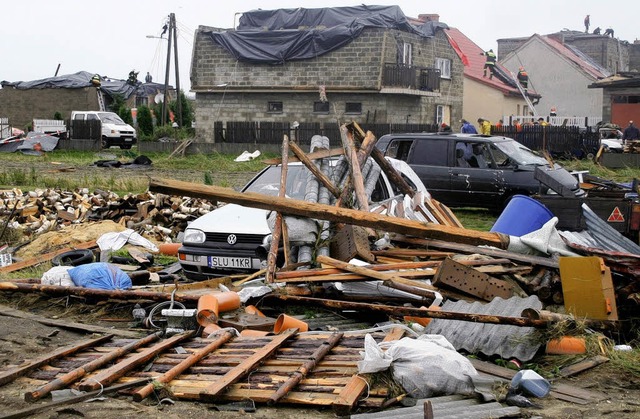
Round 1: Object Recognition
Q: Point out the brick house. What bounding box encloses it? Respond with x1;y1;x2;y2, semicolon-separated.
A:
190;6;464;143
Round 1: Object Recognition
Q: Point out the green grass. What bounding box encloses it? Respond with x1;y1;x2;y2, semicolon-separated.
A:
454;208;496;231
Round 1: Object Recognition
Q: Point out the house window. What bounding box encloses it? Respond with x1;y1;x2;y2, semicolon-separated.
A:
268;102;283;113
435;58;451;79
403;42;412;66
345;102;362;114
435;105;451;126
313;101;330;113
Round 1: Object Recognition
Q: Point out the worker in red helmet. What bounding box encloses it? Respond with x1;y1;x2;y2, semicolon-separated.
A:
517;67;529;90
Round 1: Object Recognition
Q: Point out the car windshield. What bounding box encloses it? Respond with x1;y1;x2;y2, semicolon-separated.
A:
243;165;308;200
493;139;548;166
98;112;126;125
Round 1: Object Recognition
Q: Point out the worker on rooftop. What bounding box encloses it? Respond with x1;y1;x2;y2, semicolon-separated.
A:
584;15;590;33
480;49;497;79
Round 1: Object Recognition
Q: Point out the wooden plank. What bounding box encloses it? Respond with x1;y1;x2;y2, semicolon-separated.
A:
262;147;344;165
148;178;509;248
133;331;235;401
0;305;140;338
77;331;195;391
558;355;609;378
289;140;340;198
200;329;297;400
25;332;162;401
0;335;113;387
0;240;97;274
332;327;401;415
268;332;344;404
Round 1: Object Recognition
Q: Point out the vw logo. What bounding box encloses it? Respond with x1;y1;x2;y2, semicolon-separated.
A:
227;234;238;245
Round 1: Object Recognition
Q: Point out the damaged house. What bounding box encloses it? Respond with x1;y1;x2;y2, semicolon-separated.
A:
190;6;462;142
0;71;173;129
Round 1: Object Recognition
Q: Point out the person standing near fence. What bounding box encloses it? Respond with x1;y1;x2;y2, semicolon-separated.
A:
623;121;640;143
477;118;491;135
461;119;478;134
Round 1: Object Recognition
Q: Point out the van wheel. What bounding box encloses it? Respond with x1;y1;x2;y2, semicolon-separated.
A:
101;137;109;148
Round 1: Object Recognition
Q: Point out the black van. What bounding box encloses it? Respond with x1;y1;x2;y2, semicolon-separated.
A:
376;132;569;210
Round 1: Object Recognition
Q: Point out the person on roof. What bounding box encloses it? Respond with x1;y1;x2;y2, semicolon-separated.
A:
460;119;478;134
127;70;139;85
477;118;491;135
593;27;601;35
517;67;529;90
623;121;640;142
480;49;497;79
584;15;590;33
90;74;101;87
604;27;614;37
145;72;152;83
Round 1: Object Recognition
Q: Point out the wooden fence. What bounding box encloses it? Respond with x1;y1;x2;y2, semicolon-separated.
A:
492;125;600;158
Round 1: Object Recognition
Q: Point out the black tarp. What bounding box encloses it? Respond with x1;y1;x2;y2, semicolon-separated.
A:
204;5;448;65
1;71;171;101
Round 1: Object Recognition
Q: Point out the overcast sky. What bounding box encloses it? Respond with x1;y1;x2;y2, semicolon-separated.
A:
1;0;636;93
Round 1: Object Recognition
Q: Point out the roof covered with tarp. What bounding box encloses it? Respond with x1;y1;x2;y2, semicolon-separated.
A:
1;71;171;100
202;5;449;65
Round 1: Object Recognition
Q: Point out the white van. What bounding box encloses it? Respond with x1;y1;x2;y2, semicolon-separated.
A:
70;111;137;149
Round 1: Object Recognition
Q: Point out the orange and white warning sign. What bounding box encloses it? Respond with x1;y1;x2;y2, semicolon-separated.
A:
607;207;625;222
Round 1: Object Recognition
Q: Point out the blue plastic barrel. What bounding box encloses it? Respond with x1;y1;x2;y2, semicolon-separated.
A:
490;195;554;237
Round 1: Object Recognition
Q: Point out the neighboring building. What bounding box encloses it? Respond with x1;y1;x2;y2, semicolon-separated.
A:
445;27;536;126
499;34;610;120
498;30;629;74
190;6;464;142
0;71;172;129
630;40;640;72
588;72;640;126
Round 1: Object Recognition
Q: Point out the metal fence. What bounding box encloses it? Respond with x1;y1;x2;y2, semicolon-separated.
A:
492;125;600;158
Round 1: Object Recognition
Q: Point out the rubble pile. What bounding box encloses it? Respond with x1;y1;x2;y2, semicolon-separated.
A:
0;122;638;417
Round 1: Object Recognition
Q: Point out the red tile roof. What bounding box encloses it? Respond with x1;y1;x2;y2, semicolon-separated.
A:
445;27;524;95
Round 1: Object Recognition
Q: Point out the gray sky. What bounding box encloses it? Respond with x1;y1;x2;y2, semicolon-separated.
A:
1;0;636;93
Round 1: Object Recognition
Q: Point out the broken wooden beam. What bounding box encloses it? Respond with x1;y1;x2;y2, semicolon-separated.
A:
148;178;509;248
268;332;344;404
340;124;369;211
0;334;113;388
133;330;235;402
78;331;196;391
200;329;297;401
25;331;162;402
271;295;550;328
0;282;201;304
289;139;340;198
0;240;97;274
267;136;290;283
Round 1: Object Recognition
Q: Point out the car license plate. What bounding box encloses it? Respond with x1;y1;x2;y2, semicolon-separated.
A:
208;256;251;269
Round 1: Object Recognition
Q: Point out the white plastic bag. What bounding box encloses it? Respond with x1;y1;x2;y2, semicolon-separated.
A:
358;334;478;398
41;266;74;287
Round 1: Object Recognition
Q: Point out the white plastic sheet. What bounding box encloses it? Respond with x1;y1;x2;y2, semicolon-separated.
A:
96;229;159;253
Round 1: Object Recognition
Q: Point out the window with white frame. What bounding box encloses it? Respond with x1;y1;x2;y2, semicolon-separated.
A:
403;42;412;66
435;58;451;79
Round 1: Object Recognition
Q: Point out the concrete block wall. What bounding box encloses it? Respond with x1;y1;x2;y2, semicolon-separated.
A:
0;87;98;129
569;36;629;73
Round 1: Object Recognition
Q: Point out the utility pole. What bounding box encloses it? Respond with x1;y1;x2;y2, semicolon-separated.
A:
161;14;173;127
172;13;182;128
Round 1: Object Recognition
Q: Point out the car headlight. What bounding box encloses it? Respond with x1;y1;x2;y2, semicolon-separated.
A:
183;229;206;244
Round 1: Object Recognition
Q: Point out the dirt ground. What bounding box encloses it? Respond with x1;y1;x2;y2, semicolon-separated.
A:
0;295;638;419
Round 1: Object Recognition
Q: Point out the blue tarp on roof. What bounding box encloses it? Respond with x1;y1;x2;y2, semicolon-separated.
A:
204;5;448;65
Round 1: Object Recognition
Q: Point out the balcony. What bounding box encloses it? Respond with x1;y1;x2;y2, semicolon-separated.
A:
382;64;441;92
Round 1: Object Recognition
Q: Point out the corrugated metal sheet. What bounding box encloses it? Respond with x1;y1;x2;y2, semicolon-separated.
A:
580;203;640;255
351;394;520;419
424;296;542;362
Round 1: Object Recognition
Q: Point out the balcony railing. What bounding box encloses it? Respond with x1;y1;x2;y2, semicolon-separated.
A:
382;64;441;92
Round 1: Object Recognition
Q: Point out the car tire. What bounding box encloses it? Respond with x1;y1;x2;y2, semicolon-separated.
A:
51;249;95;267
101;136;109;149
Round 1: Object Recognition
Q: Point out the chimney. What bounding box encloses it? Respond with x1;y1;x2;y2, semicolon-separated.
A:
418;14;439;23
